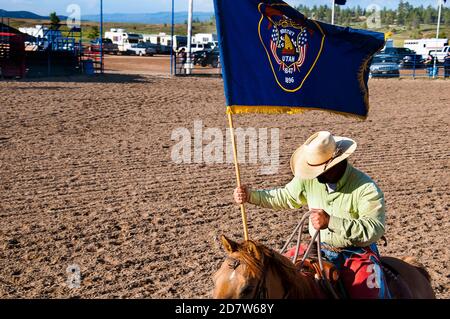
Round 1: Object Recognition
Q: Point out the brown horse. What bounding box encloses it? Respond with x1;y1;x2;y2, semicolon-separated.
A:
212;235;435;299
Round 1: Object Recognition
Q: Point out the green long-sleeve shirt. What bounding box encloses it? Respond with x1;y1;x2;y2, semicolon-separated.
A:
249;163;385;248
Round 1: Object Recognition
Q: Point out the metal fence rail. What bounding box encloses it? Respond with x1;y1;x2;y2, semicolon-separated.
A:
399;61;449;79
172;51;448;79
371;65;449;79
173;52;221;76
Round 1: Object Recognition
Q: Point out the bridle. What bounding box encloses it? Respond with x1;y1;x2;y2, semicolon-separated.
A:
227;255;290;299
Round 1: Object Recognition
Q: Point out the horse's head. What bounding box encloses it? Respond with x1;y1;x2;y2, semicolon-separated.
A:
212;235;311;299
212;235;267;298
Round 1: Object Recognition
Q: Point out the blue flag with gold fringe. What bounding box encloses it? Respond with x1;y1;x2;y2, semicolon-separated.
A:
213;0;385;119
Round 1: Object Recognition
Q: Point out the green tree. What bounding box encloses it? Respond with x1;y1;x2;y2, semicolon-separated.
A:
385;10;396;25
88;26;100;40
397;0;406;25
445;8;450;26
409;11;420;29
423;5;435;24
49;11;60;30
289;2;447;30
355;5;363;17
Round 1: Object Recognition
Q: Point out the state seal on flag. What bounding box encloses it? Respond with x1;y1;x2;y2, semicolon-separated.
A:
258;3;325;92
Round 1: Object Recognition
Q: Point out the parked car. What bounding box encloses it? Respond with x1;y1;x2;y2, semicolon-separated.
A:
193;49;209;65
157;44;172;55
369;54;400;78
429;46;450;63
444;55;450;78
127;42;156;56
208;41;219;49
399;54;425;69
380;47;416;63
193;47;220;68
178;42;212;53
89;38;119;55
140;42;158;56
142;42;171;55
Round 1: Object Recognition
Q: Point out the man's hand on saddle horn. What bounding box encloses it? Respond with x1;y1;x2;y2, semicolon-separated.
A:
234;186;250;204
310;208;330;230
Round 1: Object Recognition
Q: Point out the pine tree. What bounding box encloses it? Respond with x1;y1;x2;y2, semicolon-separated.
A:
88;26;99;40
49;11;60;30
445;8;450;27
397;0;406;25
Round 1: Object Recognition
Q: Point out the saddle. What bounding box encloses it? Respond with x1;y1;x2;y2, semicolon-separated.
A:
295;258;344;299
296;258;340;283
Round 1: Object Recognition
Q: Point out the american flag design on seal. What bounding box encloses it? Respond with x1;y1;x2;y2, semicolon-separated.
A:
258;2;325;92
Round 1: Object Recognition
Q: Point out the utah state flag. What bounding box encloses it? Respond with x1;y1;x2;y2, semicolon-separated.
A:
214;0;385;118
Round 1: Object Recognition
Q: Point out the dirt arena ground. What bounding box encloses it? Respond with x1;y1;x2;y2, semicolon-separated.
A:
0;71;449;298
105;55;221;76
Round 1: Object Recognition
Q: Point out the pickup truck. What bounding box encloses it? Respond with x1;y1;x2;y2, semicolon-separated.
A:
429;46;450;63
380;47;415;63
89;38;119;55
126;43;157;56
178;43;212;53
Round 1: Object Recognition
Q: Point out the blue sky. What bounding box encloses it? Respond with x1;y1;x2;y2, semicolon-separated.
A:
0;0;444;16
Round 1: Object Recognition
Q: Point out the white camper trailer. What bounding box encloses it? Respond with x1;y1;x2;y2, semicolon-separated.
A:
159;34;187;52
140;33;187;52
193;33;217;44
404;38;449;58
142;34;161;45
104;28;142;54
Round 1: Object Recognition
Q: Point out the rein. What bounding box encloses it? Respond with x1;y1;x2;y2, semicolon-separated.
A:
280;211;339;299
226;210;340;299
228;254;290;299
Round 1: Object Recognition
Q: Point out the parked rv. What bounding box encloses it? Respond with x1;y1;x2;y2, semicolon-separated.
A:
168;35;187;52
404;38;448;59
104;29;142;54
193;33;217;45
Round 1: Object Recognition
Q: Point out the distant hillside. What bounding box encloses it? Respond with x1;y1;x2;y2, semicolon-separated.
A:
0;9;214;24
81;12;214;24
0;9;66;20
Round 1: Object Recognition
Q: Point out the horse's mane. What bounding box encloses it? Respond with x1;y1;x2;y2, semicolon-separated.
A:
234;241;313;298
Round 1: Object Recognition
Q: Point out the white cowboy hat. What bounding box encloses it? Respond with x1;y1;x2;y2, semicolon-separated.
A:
290;131;357;180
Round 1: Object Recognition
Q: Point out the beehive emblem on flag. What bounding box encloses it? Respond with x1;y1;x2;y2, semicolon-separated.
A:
258;3;325;92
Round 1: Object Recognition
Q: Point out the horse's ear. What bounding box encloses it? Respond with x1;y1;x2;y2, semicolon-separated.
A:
221;235;238;254
246;241;262;261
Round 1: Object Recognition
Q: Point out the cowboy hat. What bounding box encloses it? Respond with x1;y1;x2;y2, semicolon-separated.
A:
290;131;357;180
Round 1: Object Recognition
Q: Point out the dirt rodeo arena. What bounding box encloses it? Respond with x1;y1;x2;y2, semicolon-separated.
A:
0;53;449;299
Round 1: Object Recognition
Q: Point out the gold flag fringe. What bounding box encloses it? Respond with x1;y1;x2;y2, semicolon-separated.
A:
226;105;367;120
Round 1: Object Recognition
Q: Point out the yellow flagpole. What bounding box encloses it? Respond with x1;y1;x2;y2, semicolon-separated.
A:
227;111;249;241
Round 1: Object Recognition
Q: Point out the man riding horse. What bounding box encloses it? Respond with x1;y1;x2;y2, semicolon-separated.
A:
234;131;390;299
